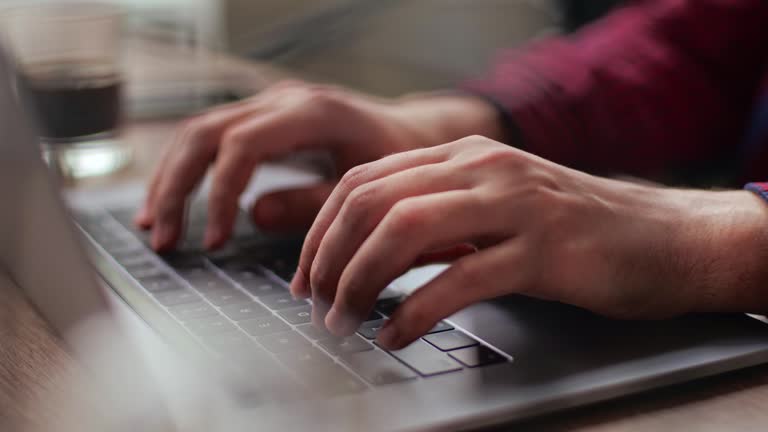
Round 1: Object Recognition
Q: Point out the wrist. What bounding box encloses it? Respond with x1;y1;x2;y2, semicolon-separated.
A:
666;189;768;314
390;93;507;148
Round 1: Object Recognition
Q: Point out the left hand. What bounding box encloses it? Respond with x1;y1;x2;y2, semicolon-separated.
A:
291;136;768;349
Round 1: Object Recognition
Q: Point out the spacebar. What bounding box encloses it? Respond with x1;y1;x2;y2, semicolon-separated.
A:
386;340;463;376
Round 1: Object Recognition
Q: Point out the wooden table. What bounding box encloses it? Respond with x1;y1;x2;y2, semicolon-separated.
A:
5;41;768;432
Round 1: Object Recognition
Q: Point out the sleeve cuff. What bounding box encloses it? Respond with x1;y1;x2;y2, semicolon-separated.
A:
458;90;527;150
745;183;768;202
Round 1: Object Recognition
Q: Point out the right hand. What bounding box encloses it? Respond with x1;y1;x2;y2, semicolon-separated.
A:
134;81;504;251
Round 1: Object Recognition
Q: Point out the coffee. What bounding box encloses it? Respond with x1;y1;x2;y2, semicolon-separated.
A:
18;60;122;141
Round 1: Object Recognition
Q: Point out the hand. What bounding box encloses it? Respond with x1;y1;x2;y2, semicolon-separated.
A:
291;135;768;349
135;81;504;251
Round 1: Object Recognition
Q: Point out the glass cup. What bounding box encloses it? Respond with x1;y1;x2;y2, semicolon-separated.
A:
1;2;130;179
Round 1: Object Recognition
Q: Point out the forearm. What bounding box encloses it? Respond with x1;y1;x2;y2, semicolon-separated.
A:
614;182;768;317
389;93;507;146
464;0;768;176
668;190;768;314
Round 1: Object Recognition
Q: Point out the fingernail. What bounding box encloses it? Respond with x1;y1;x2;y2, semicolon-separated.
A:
325;306;359;336
311;299;331;329
134;208;150;228
377;320;400;349
255;198;285;227
290;269;310;299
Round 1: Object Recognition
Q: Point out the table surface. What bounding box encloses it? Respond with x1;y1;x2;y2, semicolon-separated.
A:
5;41;768;432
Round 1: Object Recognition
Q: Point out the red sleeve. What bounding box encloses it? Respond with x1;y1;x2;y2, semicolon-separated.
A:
465;0;768;176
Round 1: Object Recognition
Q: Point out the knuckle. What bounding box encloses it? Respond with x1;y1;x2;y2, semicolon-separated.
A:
338;164;371;194
299;85;341;106
220;127;251;150
387;200;432;235
309;259;332;295
460;149;521;171
452;134;498;150
182;116;216;140
449;259;479;286
345;183;379;211
530;171;560;192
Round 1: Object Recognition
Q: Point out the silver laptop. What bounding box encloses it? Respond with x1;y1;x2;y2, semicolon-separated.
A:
4;47;768;432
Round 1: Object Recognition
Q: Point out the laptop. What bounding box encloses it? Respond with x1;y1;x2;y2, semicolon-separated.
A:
4;47;768;432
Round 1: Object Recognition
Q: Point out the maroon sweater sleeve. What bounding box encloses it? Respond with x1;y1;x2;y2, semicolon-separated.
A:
465;0;768;176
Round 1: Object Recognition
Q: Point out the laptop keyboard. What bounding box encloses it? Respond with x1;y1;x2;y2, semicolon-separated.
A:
75;205;509;401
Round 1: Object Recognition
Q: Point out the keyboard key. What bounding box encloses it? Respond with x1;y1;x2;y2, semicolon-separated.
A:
141;275;184;293
203;333;274;365
303;364;367;396
153;289;201;306
263;257;297;281
357;319;385;340
187;273;236;293
160;252;207;270
238;279;286;298
203;289;250;306
296;324;334;341
217;262;285;293
186;315;237;336
423;330;478;351
278;305;312;325
220;301;269;321
256;331;312;354
260;293;308;311
119;254;154;268
202;330;252;351
386;340;462;376
318;335;373;356
108;208;138;226
126;262;167;280
177;266;214;283
275;347;335;371
168;302;218;321
364;310;384;323
374;296;405;317
240;316;290;336
340;350;417;386
108;245;146;261
111;234;143;246
221;264;267;283
448;346;507;368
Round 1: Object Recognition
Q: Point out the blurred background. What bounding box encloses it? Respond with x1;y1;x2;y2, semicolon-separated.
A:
5;0;623;97
0;0;624;180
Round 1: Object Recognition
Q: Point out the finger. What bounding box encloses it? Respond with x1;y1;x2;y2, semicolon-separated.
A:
378;240;528;349
325;190;507;335
134;146;172;229
250;182;336;232
149;106;261;251
205;110;317;249
292;146;452;297
136;101;262;231
309;163;466;310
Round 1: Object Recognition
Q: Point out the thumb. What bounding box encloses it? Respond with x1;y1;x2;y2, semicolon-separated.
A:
250;182;336;231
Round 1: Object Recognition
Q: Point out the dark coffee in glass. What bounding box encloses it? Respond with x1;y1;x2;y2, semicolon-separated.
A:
3;3;129;178
19;60;122;141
